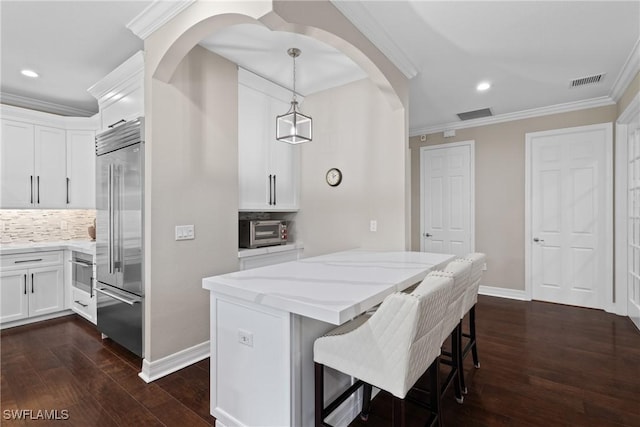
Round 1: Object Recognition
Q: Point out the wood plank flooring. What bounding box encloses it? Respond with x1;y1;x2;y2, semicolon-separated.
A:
1;296;639;426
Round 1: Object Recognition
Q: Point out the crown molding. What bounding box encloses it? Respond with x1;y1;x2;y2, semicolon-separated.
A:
0;92;96;118
127;0;196;40
87;51;144;102
0;103;99;129
410;96;616;136
330;0;418;79
610;37;640;102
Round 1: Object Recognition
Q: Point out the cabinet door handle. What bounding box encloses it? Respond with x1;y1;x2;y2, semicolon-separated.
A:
24;274;27;295
66;177;70;204
14;259;42;264
74;300;88;308
268;174;273;205
273;175;277;205
31;273;34;293
37;176;40;204
30;176;33;204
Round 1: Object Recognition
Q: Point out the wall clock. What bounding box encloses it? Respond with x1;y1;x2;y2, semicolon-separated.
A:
326;168;342;187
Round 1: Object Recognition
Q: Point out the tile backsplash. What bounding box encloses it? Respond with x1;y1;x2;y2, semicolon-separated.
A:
0;210;96;244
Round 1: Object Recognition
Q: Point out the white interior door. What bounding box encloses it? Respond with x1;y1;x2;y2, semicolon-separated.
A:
627;120;640;329
528;123;612;309
420;142;474;257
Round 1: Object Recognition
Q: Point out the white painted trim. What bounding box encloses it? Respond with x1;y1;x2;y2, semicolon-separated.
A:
615;92;640;317
0;310;74;330
479;286;529;301
410;96;615;137
138;340;210;383
87;51;145;102
0;104;99;129
126;0;196;40
610;38;640;102
329;0;418;79
419;140;475;253
524;123;614;310
1;92;95;117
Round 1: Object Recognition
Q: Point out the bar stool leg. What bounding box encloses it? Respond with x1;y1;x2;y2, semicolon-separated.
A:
457;322;467;394
451;325;464;404
315;363;324;427
470;306;480;368
429;360;442;427
392;397;405;427
361;383;372;420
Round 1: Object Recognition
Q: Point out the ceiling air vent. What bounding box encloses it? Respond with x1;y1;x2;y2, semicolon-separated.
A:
457;108;492;121
570;73;605;88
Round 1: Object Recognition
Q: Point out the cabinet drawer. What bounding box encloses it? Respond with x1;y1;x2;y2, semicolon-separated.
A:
71;287;96;324
1;251;63;270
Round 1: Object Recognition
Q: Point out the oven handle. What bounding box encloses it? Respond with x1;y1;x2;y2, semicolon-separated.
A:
69;260;94;267
96;287;141;306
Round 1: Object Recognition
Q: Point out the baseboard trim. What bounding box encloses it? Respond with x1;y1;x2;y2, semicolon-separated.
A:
138;340;210;383
479;285;529;301
0;310;74;330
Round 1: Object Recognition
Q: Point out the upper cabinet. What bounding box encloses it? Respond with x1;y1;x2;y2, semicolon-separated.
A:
0;106;98;209
66;130;96;208
238;69;300;211
1;120;66;208
88;51;144;132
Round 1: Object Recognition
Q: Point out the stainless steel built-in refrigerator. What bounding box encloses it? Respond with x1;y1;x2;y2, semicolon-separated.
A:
95;118;144;357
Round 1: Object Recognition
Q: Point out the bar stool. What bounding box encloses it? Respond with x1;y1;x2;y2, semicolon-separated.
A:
427;260;472;404
458;253;486;394
314;275;454;427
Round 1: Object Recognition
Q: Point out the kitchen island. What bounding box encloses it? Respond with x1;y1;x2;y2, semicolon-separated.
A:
202;250;455;427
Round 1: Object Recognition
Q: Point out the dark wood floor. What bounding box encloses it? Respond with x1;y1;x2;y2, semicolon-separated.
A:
1;296;639;426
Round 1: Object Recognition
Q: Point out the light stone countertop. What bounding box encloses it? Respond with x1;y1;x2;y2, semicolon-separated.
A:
0;240;96;256
237;241;304;258
203;249;455;325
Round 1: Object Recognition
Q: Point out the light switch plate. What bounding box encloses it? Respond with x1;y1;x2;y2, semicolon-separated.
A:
175;225;195;241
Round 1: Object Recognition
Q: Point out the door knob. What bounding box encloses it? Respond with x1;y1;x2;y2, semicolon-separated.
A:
533;237;544;243
424;233;433;238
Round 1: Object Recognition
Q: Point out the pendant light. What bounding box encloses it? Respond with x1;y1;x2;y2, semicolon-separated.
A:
276;48;312;144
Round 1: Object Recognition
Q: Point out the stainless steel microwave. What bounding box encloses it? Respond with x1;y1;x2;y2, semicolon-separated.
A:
239;220;288;248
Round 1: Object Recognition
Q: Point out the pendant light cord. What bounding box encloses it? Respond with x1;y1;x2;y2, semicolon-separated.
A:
292;53;297;106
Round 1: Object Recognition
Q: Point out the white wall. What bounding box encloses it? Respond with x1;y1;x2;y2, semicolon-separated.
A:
146;46;238;360
298;79;406;256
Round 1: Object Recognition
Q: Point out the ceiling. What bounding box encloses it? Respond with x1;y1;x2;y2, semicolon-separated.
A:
1;1;639;135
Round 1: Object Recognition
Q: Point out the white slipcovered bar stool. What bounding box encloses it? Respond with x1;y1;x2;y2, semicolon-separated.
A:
427;260;472;404
313;275;454;427
457;252;486;394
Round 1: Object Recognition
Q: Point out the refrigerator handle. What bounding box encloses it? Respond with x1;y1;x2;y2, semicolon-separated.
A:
108;164;114;274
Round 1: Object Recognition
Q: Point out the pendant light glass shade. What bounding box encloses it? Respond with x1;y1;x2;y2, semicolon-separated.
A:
276;48;312;144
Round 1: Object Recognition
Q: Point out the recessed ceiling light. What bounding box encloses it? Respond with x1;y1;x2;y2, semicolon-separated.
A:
476;82;491;91
21;69;39;78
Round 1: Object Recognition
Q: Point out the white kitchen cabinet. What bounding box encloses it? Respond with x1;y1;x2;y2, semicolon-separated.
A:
1;119;35;207
34;125;67;208
66;130;96;208
88;51;144;133
0;119;69;208
238;69;300;211
0;270;29;323
0;251;65;325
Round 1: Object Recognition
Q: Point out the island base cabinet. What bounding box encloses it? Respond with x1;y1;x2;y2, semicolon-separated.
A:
210;294;358;427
